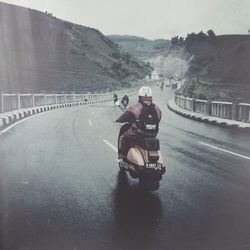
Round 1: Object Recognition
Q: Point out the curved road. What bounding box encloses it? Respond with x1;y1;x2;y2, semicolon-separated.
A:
1;87;250;250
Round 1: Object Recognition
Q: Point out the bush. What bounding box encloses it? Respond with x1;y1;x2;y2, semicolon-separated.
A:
110;52;121;59
207;29;216;39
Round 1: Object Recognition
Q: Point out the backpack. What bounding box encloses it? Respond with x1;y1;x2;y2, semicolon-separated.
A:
138;103;159;135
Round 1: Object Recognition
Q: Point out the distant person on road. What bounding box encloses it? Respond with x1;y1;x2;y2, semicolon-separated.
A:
113;93;118;104
160;81;164;90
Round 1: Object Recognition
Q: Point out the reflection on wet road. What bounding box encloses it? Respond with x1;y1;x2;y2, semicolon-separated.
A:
1;88;250;250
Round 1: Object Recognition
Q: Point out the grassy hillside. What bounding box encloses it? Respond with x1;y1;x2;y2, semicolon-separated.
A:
178;35;250;101
109;35;188;78
185;35;250;84
111;34;250;101
108;35;170;59
0;2;152;93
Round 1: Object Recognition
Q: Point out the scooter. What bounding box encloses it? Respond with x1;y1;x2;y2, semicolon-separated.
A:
115;99;127;111
118;123;165;191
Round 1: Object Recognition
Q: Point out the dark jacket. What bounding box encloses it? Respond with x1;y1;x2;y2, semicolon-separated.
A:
121;95;129;106
116;97;161;138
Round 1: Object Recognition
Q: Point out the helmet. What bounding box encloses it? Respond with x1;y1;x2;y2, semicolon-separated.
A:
138;86;152;97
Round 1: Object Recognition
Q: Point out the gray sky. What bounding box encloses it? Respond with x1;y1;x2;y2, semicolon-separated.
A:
2;0;250;39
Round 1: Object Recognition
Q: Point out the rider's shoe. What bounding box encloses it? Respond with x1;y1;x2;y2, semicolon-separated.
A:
116;154;126;163
116;158;123;163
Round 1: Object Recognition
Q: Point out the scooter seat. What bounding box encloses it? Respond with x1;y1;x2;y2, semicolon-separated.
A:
137;137;160;151
148;150;160;163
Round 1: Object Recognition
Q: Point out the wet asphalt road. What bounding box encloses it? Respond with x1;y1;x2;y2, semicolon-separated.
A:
1;87;250;250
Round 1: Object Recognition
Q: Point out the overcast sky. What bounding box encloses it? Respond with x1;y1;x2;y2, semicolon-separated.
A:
2;0;250;39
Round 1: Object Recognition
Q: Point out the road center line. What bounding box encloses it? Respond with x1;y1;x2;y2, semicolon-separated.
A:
88;120;93;127
103;139;118;153
198;141;250;160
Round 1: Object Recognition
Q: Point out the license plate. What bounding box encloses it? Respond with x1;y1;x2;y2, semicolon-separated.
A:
146;163;162;169
146;124;156;130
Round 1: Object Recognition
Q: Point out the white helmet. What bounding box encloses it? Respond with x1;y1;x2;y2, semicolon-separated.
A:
138;86;152;97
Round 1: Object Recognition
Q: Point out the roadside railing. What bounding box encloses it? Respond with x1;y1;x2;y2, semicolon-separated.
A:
0;88;137;114
194;99;207;114
238;103;250;123
211;101;233;119
174;94;250;123
185;97;194;111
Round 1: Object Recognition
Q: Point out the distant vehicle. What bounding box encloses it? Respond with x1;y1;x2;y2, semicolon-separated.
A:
115;100;120;106
165;81;171;87
173;73;179;81
172;82;177;89
171;73;179;89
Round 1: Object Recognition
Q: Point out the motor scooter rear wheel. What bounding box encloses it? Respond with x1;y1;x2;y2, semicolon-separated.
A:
129;170;139;179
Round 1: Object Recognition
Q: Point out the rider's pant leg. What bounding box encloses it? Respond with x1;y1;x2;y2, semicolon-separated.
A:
119;132;132;157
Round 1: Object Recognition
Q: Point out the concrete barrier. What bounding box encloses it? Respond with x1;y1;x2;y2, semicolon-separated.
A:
168;97;250;130
0;88;138;130
174;94;250;124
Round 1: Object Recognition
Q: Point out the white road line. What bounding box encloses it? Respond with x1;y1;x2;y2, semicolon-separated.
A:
88;120;93;127
20;181;29;185
103;139;118;153
198;141;250;160
0;112;48;136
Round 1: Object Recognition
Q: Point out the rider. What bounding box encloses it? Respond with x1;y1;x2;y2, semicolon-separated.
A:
160;81;164;90
121;94;129;108
116;86;161;161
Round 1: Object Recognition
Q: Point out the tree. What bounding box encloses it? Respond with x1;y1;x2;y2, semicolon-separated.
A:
207;29;216;39
185;32;196;44
112;62;122;71
196;31;208;41
171;36;179;45
178;36;184;44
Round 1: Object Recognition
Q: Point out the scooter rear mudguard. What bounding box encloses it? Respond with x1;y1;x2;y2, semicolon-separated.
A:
126;146;164;174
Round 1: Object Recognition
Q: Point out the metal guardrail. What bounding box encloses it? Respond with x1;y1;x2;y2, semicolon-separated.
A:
174;94;250;123
0;88;137;114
